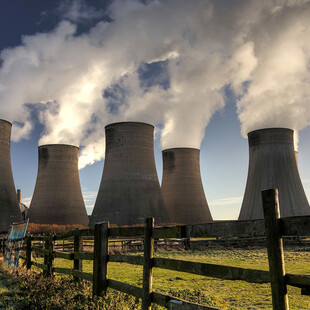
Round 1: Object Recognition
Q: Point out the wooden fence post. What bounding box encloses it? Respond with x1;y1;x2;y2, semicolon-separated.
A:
2;238;6;256
184;226;191;250
262;188;289;310
44;234;54;277
0;238;4;255
74;228;82;281
26;235;32;270
49;234;54;276
43;236;49;276
93;221;109;297
142;217;154;310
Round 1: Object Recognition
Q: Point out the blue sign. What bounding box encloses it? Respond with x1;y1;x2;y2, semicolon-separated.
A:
4;219;29;268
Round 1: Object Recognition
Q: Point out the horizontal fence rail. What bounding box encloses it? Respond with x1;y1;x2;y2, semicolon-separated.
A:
1;189;310;309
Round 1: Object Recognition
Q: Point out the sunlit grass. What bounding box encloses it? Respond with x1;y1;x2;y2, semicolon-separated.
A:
29;245;310;309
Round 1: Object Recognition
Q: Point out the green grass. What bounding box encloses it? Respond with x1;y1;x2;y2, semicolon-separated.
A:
5;245;310;309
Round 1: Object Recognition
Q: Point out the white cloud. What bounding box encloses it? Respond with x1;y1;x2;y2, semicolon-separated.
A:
86;206;94;215
58;0;106;23
81;190;97;202
22;197;32;207
208;196;243;220
208;196;243;207
236;0;310;143
0;0;310;168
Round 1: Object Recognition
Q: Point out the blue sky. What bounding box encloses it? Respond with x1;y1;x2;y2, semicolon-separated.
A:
2;0;310;220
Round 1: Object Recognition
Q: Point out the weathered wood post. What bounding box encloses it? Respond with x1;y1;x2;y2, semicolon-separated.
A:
262;188;289;310
43;236;49;276
184;226;191;250
74;228;82;281
93;221;109;297
49;234;54;276
2;238;6;256
44;234;54;277
142;217;154;310
26;235;32;270
0;238;5;255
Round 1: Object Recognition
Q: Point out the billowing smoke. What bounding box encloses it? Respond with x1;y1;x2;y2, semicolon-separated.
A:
0;0;309;168
236;0;310;149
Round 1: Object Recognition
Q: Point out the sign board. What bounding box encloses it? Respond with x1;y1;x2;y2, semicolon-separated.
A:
4;219;29;268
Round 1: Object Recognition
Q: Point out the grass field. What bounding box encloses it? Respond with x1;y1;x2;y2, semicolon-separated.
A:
1;245;310;309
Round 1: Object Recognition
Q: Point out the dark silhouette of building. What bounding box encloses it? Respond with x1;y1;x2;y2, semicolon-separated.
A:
0;119;22;232
17;189;28;221
161;148;212;224
90;122;169;227
28;144;88;226
239;128;310;220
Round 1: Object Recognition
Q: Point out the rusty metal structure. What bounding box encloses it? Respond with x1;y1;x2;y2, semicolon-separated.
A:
28;144;88;226
0;120;22;232
89;122;169;227
161;148;212;224
239;128;310;220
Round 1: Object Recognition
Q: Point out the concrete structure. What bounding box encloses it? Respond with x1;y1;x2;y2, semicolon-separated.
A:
28;144;88;226
239;128;310;220
17;189;28;221
161;148;212;224
0;120;22;232
17;189;22;204
90;122;169;227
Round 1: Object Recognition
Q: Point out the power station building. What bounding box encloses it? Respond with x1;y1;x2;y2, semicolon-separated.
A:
161;148;212;224
89;122;169;227
28;144;88;226
239;128;310;220
0;119;22;232
17;189;29;221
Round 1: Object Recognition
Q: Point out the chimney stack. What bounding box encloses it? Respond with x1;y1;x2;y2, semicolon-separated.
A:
17;189;22;204
28;144;88;226
0;120;22;231
239;128;310;220
89;122;169;227
161;148;212;224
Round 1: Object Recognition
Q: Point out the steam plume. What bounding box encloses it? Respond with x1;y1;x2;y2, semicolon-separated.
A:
0;0;309;167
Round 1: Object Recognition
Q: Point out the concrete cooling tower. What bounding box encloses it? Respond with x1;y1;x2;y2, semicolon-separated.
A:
28;144;88;226
161;148;212;224
239;128;310;220
89;122;169;227
0;120;22;232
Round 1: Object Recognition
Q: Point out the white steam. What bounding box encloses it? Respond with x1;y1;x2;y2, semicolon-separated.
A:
236;0;310;148
0;0;309;167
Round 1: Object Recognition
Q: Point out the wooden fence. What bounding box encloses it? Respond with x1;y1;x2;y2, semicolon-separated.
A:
1;188;310;309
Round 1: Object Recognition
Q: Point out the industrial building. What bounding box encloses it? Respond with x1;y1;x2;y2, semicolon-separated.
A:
28;144;89;226
17;189;28;221
0;119;22;232
161;148;212;224
89;122;169;227
239;128;310;220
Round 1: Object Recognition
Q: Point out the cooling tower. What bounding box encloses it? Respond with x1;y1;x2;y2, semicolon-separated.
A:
28;144;88;226
0;120;22;232
89;122;169;227
161;148;212;224
239;128;310;220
